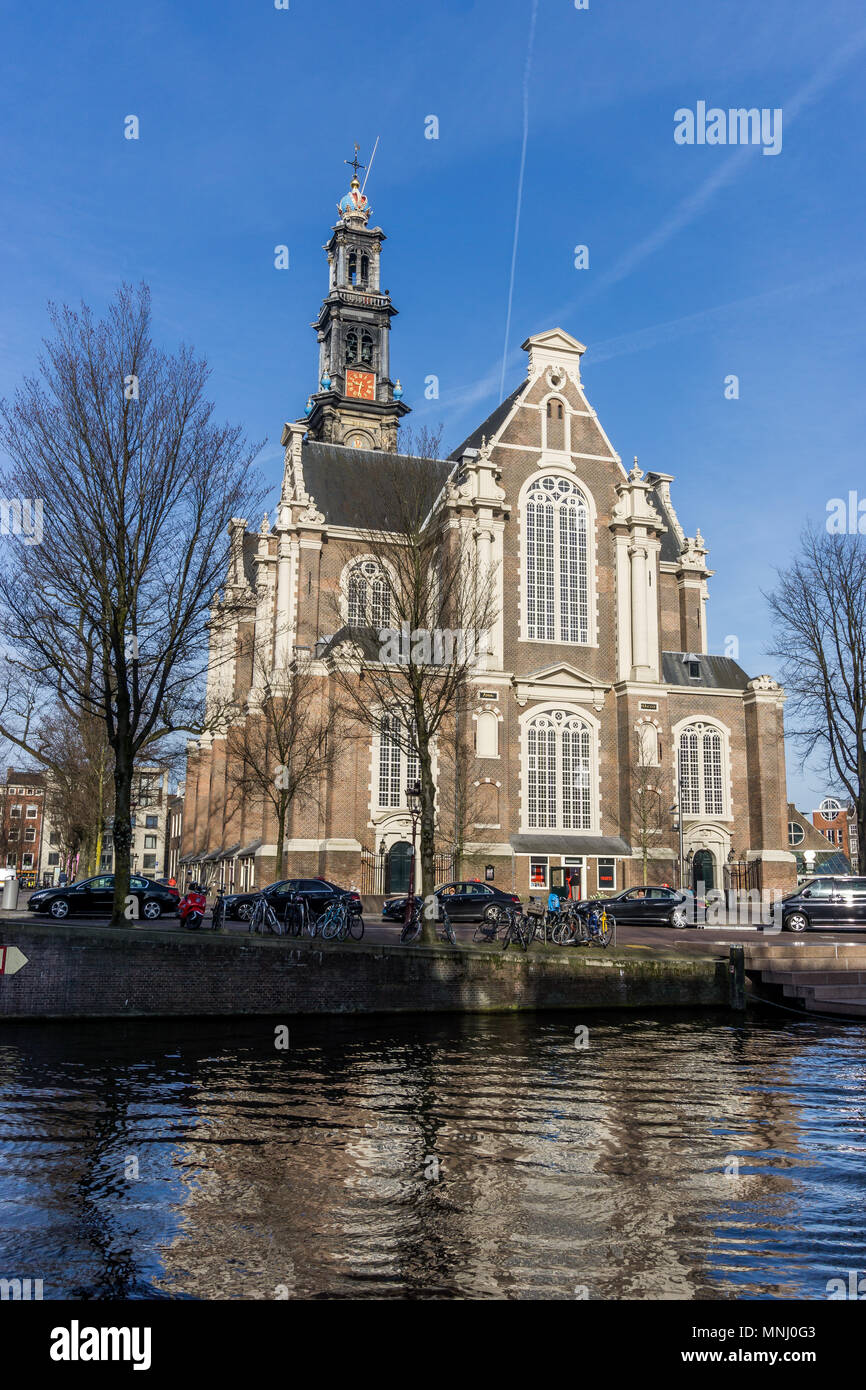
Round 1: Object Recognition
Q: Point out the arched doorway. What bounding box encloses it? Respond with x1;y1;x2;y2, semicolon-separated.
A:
387;841;413;894
692;849;715;893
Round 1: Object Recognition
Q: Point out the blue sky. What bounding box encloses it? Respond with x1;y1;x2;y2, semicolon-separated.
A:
2;0;865;812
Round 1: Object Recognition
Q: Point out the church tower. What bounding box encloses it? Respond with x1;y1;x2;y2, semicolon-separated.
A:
303;149;410;452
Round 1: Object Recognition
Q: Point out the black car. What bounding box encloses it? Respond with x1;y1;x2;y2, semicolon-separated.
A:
27;874;180;921
574;885;701;929
774;876;866;932
382;880;521;923
222;877;362;923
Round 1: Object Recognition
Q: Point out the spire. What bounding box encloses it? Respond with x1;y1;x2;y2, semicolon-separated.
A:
302;147;410;453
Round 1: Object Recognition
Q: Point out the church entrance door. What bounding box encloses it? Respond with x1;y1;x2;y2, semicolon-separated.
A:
692;849;715;894
387;841;413;895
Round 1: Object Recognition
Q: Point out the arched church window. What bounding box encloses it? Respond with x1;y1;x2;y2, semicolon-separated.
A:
546;398;566;451
347;559;391;628
524;475;590;643
525;710;594;831
361;255;369;285
348;251;358;285
678;724;725;817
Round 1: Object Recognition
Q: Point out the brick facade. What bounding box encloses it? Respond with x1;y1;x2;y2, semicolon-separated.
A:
181;194;796;902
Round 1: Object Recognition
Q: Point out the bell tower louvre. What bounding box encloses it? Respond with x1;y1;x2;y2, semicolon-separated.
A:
302;145;410;453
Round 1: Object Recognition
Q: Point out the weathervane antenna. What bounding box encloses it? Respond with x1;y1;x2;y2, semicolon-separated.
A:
344;142;365;179
360;135;379;196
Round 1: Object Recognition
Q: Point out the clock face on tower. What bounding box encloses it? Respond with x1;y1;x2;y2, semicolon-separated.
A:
345;369;375;401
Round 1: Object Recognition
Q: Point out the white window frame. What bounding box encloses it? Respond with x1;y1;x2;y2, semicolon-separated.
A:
519;470;597;646
673;717;732;821
375;714;420;811
596;857;617;892
342;555;393;630
520;705;600;834
529;856;549;889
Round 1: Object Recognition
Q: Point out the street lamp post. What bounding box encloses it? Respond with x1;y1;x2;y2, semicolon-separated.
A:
404;780;422;925
670;746;686;891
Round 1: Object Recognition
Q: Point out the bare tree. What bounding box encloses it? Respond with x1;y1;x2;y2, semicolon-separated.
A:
39;708;114;877
0;283;262;924
326;428;498;942
224;645;348;882
622;730;672;885
767;526;866;874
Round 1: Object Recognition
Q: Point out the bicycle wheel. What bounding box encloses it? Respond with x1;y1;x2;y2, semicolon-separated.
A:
597;912;613;948
401;916;422;943
522;915;537;949
321;909;339;940
442;915;456;945
501;918;515;950
348;912;365;940
266;906;284;937
248;902;261;934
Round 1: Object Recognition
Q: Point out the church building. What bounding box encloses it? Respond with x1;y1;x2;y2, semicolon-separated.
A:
181;164;796;902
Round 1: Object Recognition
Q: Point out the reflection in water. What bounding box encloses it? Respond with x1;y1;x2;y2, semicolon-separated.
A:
1;1012;865;1299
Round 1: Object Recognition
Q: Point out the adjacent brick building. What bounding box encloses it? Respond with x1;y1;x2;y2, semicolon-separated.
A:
181;169;796;900
0;767;46;879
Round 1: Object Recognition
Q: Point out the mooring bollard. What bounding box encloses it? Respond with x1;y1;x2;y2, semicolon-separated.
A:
729;944;746;1010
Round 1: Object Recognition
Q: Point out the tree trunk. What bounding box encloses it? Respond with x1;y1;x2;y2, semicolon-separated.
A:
419;744;437;945
276;799;287;882
110;741;133;926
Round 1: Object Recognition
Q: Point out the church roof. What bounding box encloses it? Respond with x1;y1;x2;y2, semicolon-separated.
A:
662;652;750;689
448;383;524;461
302;441;452;530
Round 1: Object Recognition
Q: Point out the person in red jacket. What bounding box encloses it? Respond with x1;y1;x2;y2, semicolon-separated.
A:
179;882;207;928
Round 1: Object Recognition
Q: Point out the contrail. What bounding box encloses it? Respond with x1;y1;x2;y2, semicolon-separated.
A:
499;0;539;402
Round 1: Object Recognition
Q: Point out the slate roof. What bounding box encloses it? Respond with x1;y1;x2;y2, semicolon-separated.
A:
511;834;632;856
448;383;524;461
302;442;452;530
662;652;751;690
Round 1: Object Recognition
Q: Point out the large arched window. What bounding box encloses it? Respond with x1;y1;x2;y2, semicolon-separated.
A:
346;559;391;628
378;714;420;809
679;723;725;816
524;475;590;642
526;710;593;830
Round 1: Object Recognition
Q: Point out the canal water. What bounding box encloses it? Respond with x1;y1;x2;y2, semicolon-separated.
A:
1;1011;865;1300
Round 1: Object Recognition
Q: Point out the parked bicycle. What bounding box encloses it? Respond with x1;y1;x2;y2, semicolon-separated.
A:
211;890;227;933
400;898;457;945
248;891;285;936
553;902;614;948
499;904;535;952
319;894;365;941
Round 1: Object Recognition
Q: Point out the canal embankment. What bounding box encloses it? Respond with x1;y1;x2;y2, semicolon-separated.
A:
0;919;737;1020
